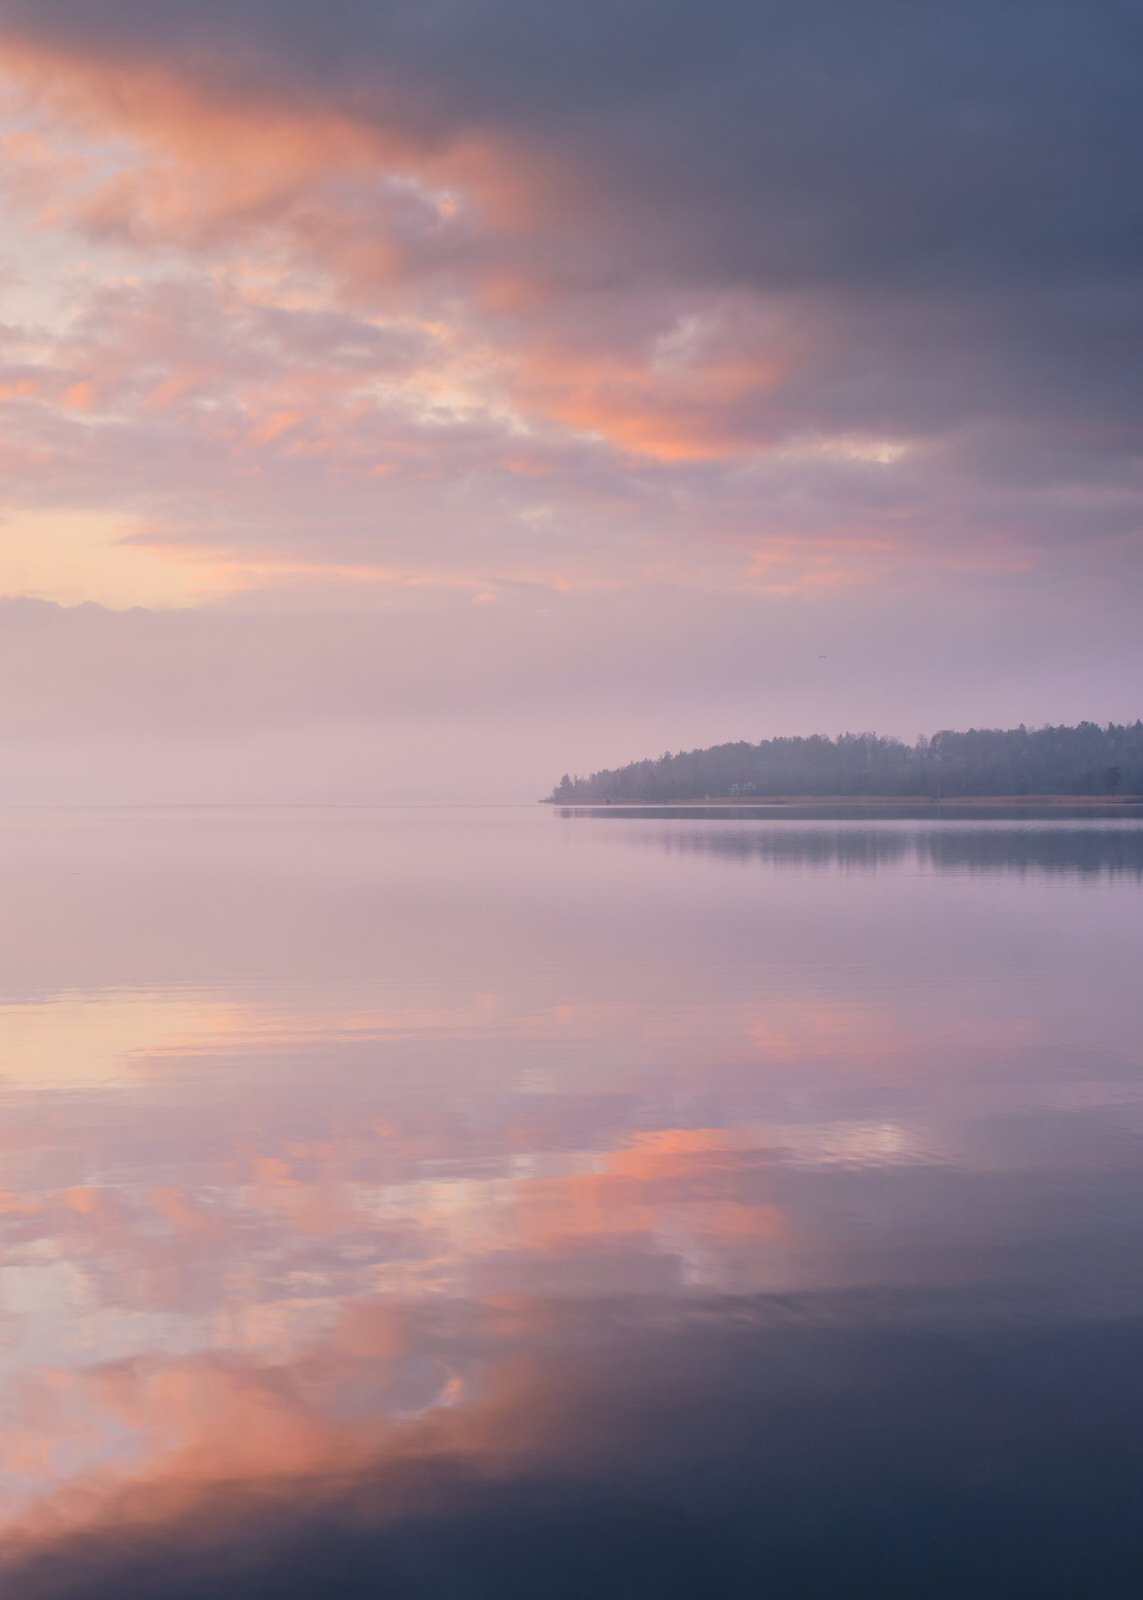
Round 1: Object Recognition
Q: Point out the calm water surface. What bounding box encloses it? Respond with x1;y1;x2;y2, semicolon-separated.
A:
2;807;1142;1597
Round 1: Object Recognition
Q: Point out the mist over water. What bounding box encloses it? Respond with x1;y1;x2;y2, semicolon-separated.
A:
2;808;1142;1597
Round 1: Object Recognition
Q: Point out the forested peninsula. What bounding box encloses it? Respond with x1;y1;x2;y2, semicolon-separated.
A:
547;722;1143;803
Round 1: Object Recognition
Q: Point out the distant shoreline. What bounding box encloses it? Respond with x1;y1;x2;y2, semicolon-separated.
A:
546;724;1143;807
545;794;1143;807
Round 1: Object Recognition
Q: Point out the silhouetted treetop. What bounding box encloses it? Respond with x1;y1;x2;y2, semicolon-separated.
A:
546;722;1143;802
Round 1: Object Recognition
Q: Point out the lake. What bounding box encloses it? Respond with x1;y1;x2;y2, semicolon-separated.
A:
2;806;1142;1597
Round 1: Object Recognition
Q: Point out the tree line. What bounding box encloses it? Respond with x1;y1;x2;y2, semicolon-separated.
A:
546;722;1143;802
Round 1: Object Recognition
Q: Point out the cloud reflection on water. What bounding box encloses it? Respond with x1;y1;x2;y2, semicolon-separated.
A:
0;810;1141;1593
8;1292;1143;1599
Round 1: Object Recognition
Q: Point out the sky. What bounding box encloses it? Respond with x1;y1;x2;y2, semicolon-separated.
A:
0;0;1140;801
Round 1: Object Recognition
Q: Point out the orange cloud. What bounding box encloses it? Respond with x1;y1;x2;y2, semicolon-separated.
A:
0;29;531;268
515;345;788;462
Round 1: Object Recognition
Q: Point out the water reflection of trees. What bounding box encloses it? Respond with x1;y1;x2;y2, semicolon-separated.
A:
561;813;1143;878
